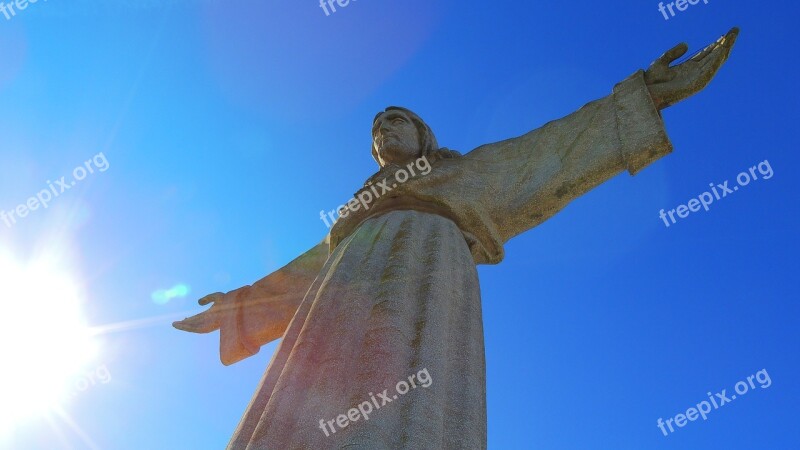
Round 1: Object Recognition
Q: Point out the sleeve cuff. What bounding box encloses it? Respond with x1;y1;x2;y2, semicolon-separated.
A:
219;288;261;366
613;70;674;175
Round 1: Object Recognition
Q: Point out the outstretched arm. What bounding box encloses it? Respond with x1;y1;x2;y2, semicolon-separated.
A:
173;238;329;365
462;28;738;245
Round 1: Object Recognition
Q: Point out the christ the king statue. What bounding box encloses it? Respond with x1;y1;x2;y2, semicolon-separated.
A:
174;28;739;449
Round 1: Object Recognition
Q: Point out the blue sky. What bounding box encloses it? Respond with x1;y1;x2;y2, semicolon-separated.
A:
0;0;798;448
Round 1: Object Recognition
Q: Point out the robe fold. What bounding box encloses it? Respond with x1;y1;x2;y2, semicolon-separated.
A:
216;70;672;449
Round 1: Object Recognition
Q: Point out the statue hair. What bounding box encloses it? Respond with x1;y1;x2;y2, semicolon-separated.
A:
371;106;440;167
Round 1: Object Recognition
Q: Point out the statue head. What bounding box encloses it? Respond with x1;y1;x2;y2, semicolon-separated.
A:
372;107;438;167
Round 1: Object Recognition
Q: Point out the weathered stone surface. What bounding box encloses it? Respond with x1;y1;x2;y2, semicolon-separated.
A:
174;28;738;449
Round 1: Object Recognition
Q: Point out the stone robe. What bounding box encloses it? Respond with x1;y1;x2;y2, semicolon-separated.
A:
214;70;672;449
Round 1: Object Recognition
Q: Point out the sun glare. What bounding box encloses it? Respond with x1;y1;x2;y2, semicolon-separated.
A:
0;252;98;434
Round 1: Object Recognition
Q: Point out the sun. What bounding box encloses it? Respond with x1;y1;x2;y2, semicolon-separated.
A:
0;252;99;434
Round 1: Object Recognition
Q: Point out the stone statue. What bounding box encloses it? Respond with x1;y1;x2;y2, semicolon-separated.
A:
174;28;739;449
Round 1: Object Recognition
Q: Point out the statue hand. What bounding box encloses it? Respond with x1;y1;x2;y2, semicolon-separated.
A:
172;287;249;333
645;27;739;110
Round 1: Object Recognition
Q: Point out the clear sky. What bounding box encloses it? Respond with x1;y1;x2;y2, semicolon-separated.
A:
0;0;798;449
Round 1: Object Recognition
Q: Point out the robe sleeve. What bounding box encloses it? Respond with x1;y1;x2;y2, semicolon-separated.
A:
464;70;673;244
215;239;328;365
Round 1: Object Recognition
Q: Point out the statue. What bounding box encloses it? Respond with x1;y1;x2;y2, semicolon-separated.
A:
174;28;739;449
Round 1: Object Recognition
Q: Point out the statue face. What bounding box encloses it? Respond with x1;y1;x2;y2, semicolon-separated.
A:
372;110;420;166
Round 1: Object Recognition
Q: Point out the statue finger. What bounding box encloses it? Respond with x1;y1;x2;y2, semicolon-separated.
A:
172;312;220;333
199;292;224;306
691;27;739;62
690;41;718;62
658;42;689;66
723;27;740;48
717;27;740;61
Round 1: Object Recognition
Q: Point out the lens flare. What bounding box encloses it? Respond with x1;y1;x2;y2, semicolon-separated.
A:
0;252;98;434
151;283;190;305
